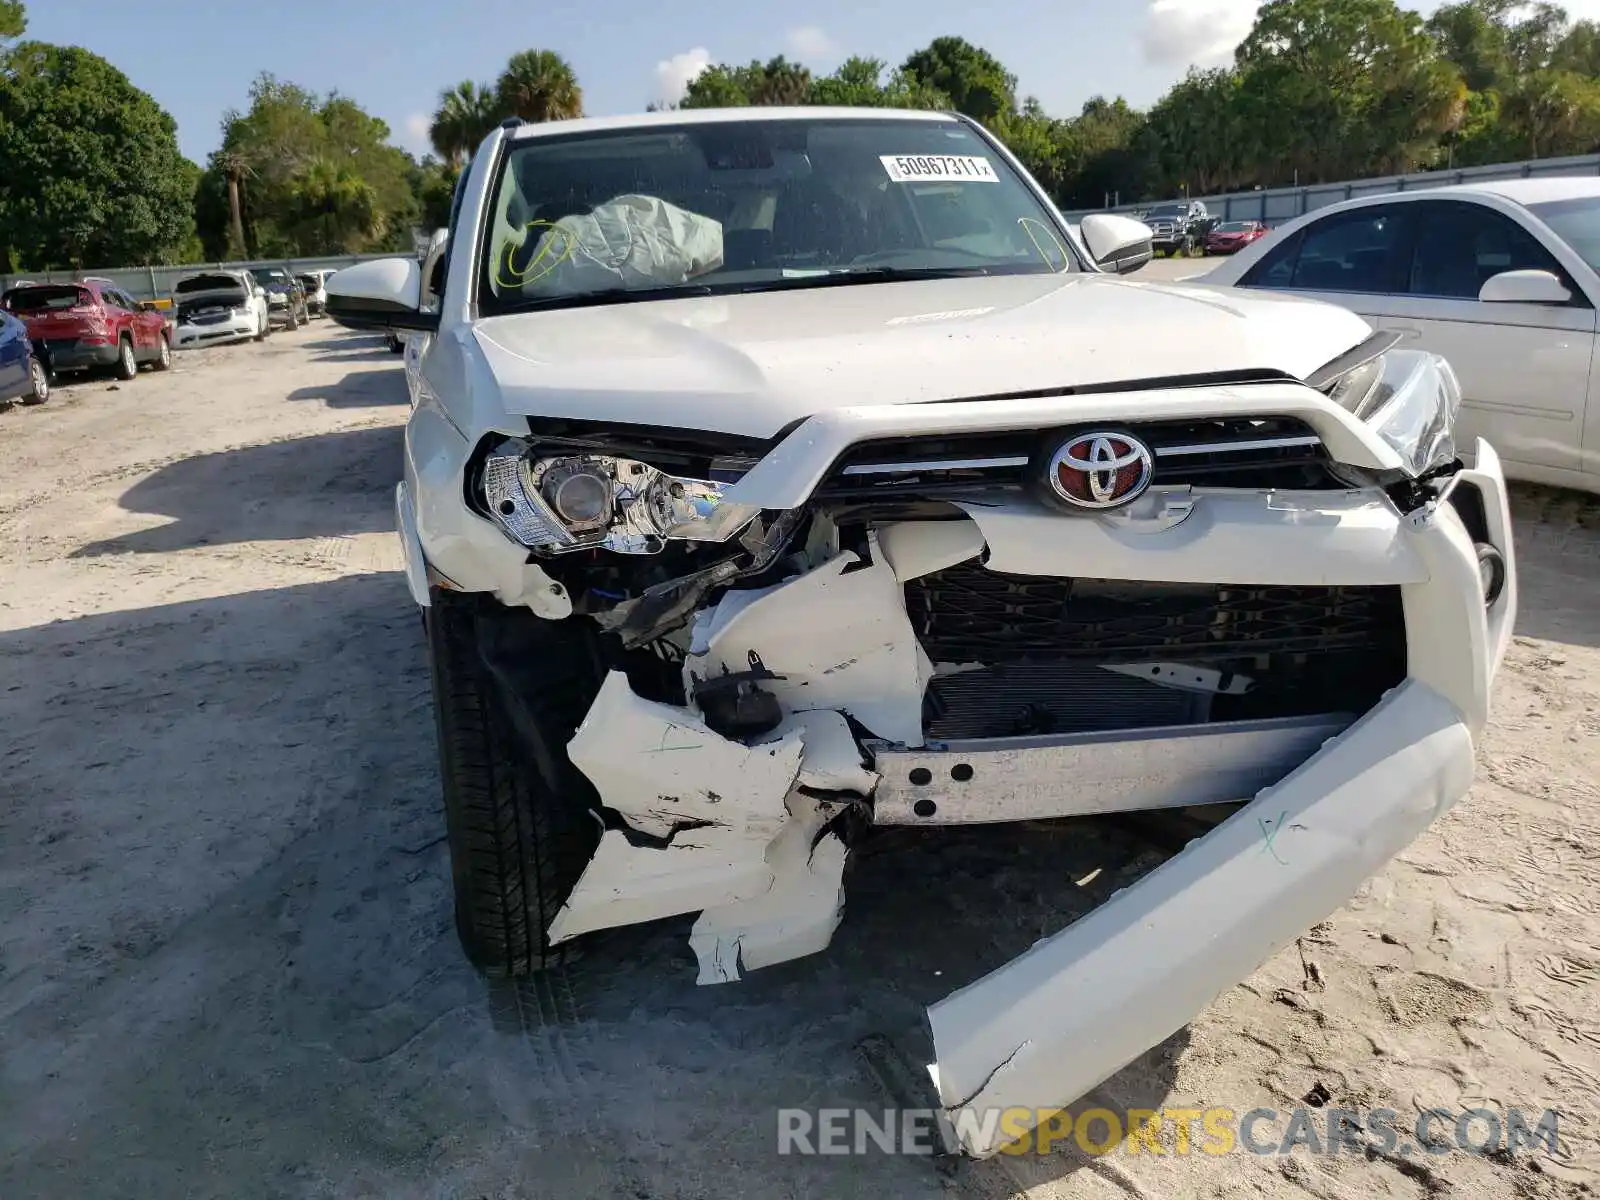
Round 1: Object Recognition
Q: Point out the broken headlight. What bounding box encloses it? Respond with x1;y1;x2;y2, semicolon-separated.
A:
482;446;760;555
1318;348;1461;479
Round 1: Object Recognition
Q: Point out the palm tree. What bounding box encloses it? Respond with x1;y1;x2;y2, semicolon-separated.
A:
429;81;499;169
287;158;381;253
495;49;583;124
752;56;812;106
217;148;254;260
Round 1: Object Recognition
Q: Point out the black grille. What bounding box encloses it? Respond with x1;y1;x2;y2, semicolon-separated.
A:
815;416;1344;501
907;559;1407;739
925;661;1206;740
906;560;1403;665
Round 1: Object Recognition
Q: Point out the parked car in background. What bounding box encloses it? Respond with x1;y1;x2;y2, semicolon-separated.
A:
297;270;331;317
0;279;172;380
1143;199;1210;256
1204;219;1269;255
1201;177;1600;494
0;305;49;407
250;267;309;329
326;106;1514;1159
173;270;270;348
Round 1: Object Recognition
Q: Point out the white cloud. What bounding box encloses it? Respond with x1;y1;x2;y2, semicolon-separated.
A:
785;25;838;61
653;46;712;106
1139;0;1257;69
403;113;431;151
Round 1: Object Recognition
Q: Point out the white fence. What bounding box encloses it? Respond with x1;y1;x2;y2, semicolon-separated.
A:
1060;152;1600;226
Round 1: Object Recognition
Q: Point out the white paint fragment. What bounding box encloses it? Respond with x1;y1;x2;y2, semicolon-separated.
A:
690;795;850;984
766;709;880;795
568;669;803;841
877;518;985;582
691;535;931;746
546;824;778;945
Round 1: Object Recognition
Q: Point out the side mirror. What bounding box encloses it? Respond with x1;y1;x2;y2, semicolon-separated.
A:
1079;213;1154;275
1478;269;1571;305
325;258;439;332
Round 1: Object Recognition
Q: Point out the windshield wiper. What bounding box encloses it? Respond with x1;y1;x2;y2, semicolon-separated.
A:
491;283;717;315
730;265;996;295
488;266;1000;315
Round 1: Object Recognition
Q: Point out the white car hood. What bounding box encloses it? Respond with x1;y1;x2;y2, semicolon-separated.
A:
473;272;1371;439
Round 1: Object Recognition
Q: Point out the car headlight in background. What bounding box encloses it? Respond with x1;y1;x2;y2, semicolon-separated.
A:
1317;347;1461;478
482;446;760;555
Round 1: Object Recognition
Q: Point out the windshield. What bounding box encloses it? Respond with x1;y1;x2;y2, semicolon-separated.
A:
3;284;89;312
1217;221;1256;232
1145;206;1187;219
251;269;288;286
479;116;1078;314
1528;197;1600;274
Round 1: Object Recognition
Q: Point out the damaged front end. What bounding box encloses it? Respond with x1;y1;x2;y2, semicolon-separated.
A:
452;352;1514;1156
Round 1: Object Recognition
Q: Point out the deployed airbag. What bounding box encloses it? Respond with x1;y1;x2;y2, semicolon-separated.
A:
518;194;724;294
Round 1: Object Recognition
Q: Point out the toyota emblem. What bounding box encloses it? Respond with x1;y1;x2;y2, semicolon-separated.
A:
1048;431;1155;510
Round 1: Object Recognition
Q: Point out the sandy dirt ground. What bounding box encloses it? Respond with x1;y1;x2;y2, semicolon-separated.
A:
2;305;1599;1200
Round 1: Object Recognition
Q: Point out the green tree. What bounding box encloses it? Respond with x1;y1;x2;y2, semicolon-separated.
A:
429;80;497;168
197;74;417;258
286;157;380;253
1234;0;1465;183
681;57;814;107
899;36;1016;123
0;0;24;40
0;42;196;269
1425;1;1516;92
806;56;950;108
1502;67;1600;156
679;64;758;108
495;49;582;123
410;157;458;231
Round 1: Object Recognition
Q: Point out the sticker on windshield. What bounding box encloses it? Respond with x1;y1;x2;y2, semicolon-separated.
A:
880;154;999;183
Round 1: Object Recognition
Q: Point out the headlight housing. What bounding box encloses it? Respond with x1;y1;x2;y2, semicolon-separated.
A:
1318;347;1462;478
482;445;760;555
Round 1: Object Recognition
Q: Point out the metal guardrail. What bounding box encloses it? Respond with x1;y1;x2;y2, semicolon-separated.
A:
0;252;412;308
1061;152;1600;226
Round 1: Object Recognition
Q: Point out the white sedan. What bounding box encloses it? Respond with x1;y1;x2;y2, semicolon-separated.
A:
1201;178;1600;494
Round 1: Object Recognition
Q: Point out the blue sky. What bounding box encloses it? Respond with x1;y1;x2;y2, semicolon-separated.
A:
25;0;1600;166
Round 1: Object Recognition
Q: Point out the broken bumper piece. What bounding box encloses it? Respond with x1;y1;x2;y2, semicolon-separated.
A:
547;671;869;981
927;679;1474;1156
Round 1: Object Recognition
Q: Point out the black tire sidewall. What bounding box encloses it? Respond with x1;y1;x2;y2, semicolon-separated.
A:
425;592;602;976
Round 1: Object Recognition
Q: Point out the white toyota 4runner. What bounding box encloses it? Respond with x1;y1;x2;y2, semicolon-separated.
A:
326;108;1516;1157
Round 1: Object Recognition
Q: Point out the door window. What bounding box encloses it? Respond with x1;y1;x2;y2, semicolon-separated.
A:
1406;200;1571;301
1241;206;1412;294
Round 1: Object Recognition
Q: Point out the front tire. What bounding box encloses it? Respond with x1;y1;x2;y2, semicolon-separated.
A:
426;590;604;978
152;331;172;371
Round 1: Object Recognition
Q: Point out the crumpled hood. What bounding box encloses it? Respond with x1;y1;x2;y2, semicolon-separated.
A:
473;272;1371;440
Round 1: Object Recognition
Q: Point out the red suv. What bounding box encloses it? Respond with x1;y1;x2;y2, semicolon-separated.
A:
0;279;173;381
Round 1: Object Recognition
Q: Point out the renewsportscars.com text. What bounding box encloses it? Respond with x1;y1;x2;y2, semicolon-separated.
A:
776;1104;1562;1159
